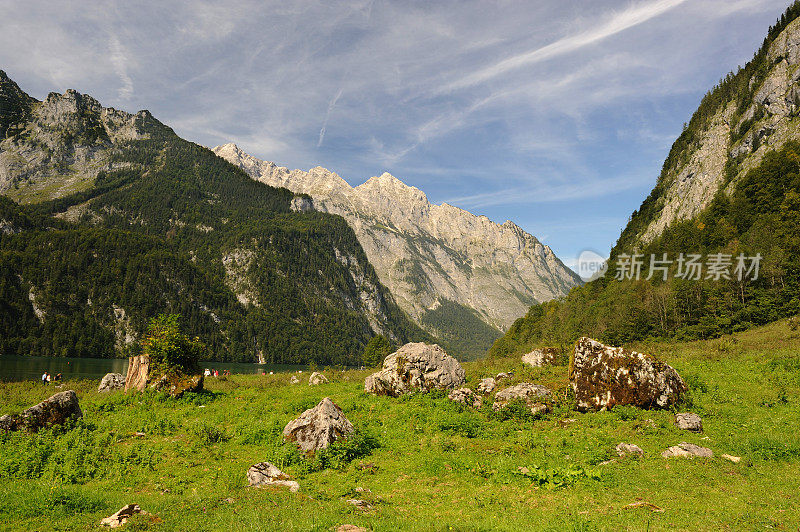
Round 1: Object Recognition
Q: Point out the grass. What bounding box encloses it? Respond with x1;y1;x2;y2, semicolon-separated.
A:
0;320;799;530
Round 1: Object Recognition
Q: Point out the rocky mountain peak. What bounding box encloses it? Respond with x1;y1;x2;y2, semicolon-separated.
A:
0;74;152;202
213;144;582;343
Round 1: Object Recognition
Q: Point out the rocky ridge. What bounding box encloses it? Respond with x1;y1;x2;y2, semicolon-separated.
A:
213;143;581;340
0;71;155;203
630;17;800;245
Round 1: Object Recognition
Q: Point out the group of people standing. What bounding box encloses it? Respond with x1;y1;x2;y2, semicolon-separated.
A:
203;368;230;377
40;372;62;384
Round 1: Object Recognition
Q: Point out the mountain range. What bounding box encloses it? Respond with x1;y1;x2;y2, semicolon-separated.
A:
213;143;580;356
0;71;432;364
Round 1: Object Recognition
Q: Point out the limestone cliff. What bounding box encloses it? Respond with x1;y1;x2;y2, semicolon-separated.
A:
619;11;800;249
213;143;582;342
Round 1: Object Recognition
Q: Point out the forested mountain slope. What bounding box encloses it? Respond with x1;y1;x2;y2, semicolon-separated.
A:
0;74;430;364
490;3;800;357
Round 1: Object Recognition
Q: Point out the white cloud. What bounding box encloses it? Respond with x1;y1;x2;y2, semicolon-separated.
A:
441;0;689;93
108;36;133;100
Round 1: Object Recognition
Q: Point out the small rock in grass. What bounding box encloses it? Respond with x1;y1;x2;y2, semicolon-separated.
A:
477;377;496;395
290;375;300;384
616;443;644;457
721;454;741;463
100;504;146;528
98;373;126;392
495;372;512;381
247;462;300;492
337;525;368;532
448;388;482;408
521;347;559;367
493;383;552;415
309;372;328;385
346;499;373;511
675;412;703;432
661;442;713;458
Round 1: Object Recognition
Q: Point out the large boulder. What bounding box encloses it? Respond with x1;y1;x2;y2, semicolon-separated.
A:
522;347;560;367
247;462;300;492
492;383;552;415
0;390;82;432
283;397;354;453
364;342;465;397
570;337;687;412
123;355;203;397
98;373;126;392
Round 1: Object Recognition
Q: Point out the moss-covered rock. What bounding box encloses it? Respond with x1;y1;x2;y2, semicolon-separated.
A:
569;337;686;411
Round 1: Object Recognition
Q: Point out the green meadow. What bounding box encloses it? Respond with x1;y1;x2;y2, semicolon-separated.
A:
1;320;799;531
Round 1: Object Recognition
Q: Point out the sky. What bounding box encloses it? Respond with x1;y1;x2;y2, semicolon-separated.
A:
0;0;793;270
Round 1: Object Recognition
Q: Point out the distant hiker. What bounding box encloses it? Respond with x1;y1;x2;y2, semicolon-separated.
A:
41;372;48;384
204;368;211;377
55;373;62;382
46;373;52;383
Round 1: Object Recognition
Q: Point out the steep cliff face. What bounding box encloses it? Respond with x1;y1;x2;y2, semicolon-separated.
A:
619;10;800;250
213;144;582;346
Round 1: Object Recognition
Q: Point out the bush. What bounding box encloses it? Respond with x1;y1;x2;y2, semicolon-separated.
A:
140;314;204;374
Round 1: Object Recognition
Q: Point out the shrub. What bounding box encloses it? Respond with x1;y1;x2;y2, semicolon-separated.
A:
140;314;204;374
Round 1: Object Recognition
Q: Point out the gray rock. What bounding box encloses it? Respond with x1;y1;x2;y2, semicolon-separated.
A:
25;390;83;430
675;412;703;432
522;347;560;367
247;462;300;492
309;372;328;385
0;414;17;432
661;442;713;459
477;377;496;395
364;342;465;397
290;375;300;384
100;504;145;528
616;443;644;457
495;372;512;381
98;373;125;392
447;388;482;408
492;383;552;415
570;337;687;412
283;397;354;453
346;499;373;511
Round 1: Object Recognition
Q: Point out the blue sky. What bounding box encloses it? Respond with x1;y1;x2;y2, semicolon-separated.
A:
0;0;792;269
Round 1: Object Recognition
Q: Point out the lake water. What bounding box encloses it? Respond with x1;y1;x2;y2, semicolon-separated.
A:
0;355;305;382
